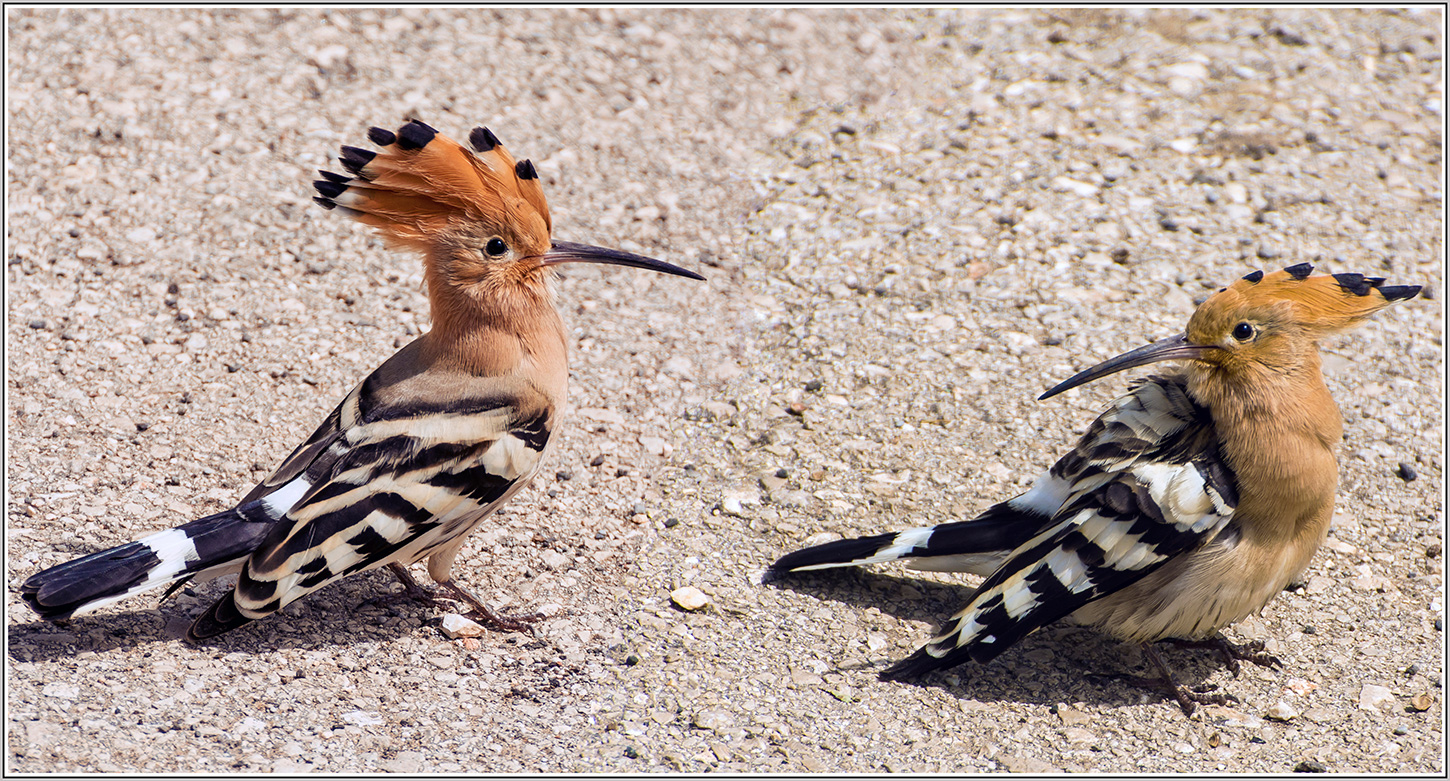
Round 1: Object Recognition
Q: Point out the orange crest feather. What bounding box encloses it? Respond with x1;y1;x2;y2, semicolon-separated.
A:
1215;263;1420;333
312;121;551;253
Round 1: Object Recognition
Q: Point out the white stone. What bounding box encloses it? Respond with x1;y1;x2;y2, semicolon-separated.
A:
670;586;710;611
1265;702;1298;721
440;613;485;639
341;710;383;726
1359;684;1394;711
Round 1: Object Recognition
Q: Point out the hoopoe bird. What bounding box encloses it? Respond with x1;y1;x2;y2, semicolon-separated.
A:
769;264;1420;714
21;120;703;642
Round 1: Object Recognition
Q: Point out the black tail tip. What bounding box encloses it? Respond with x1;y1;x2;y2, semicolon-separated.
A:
760;566;793;585
877;650;944;682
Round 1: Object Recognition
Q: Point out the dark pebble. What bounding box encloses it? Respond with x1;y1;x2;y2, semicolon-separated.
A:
1396;462;1417;482
1434;617;1443;632
1302;625;1316;635
663;518;679;529
625;654;639;666
624;746;639;759
775;468;789;478
1293;760;1328;773
617;468;630;477
590;455;606;467
556;470;573;481
28;319;47;329
804;379;823;392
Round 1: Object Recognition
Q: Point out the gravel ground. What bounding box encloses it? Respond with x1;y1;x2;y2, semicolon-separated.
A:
6;7;1443;774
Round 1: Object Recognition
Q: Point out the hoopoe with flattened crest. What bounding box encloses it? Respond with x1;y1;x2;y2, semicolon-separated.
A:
769;264;1420;714
21;120;703;642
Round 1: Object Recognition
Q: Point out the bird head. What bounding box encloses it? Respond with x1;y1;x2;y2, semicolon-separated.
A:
313;120;701;318
1040;263;1421;399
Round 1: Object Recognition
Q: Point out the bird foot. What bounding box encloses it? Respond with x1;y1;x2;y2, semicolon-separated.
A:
1167;635;1283;677
1088;671;1238;716
460;604;544;635
379;563;540;635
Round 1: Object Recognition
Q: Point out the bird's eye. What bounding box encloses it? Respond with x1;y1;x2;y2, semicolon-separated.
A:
485;238;508;257
1232;322;1255;342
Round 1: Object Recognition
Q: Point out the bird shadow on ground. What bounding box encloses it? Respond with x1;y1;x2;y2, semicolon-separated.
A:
6;569;522;663
765;568;1246;713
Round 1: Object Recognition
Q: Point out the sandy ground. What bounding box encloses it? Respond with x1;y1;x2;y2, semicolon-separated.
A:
6;7;1444;773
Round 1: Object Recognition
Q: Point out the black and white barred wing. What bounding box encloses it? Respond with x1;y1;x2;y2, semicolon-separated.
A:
188;382;553;638
769;377;1217;580
881;445;1237;679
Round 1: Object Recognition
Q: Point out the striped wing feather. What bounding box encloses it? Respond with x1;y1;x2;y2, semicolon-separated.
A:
188;343;554;639
771;375;1240;678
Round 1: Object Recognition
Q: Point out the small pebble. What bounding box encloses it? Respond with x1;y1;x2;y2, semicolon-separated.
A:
670;586;710;611
663;518;679;528
1265;702;1298;721
439;613;485;639
1396;462;1417;482
1293;760;1328;773
1409;692;1434;712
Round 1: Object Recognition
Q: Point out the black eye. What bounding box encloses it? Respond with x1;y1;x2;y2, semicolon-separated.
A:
485;238;508;257
1232;322;1255;342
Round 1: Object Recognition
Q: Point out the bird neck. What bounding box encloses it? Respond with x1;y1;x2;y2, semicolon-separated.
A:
1185;353;1342;551
420;272;569;400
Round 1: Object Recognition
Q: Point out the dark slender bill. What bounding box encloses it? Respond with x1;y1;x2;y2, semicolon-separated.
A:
1039;333;1209;400
541;241;705;280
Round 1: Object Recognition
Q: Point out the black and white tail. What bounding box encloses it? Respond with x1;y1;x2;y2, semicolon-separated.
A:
767;497;1056;580
20;506;275;622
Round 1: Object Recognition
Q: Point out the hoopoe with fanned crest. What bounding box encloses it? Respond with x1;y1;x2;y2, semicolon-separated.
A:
769;264;1420;714
21;120;703;641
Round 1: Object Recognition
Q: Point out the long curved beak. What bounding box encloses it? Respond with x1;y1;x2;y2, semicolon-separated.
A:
540;240;704;281
1039;333;1210;400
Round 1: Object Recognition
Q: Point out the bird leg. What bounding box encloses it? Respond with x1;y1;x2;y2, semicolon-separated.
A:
1167;635;1282;677
379;563;542;634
